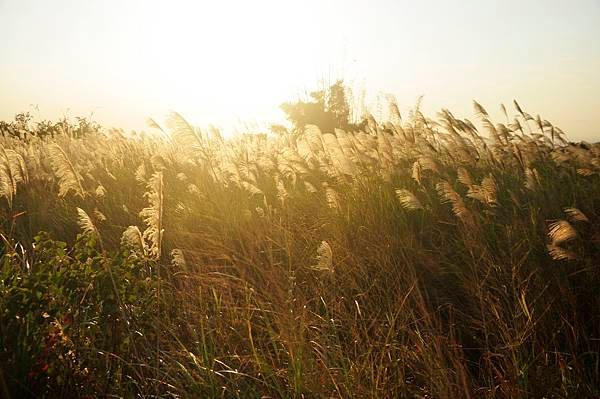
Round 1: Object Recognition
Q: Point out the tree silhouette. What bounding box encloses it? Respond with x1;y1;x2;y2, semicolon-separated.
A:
280;80;363;133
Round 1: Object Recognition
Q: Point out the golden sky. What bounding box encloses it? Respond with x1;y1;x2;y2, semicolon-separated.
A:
1;0;599;141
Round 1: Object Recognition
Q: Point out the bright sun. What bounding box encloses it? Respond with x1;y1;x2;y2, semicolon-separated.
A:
114;0;345;132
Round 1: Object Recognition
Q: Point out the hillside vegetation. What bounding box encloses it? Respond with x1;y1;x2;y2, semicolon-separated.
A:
0;100;599;398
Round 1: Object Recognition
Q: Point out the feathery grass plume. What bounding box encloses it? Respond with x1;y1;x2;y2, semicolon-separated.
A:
95;185;106;198
238;161;258;184
500;103;509;121
241;181;264;197
171;249;188;272
303;124;325;154
496;123;511;144
482;119;502;144
76;207;101;244
473;100;489;118
311;240;333;273
0;158;17;208
418;155;439;173
513;99;525;116
0;173;13;208
396;189;424;211
321;132;357;176
576;168;595;176
150;154;167;171
255;206;266;218
456;167;473;187
139;171;164;260
389;100;402;125
13;150;28;184
187;183;201;196
564;207;589;223
276;180;288;204
436;181;473;224
166;111;208;163
93;209;107;222
105;169;118;181
121;225;146;254
551;151;571;165
335;128;356;158
135;163;146;183
412;160;422;185
511;122;527;141
304;181;317;193
1;148;26;189
547;244;577;261
548;220;577;245
376;128;393;162
296;137;316;164
467;175;497;207
176;172;188;182
325;186;340;209
48;143;86;198
535;114;544;133
481;175;497;199
146;117;169;140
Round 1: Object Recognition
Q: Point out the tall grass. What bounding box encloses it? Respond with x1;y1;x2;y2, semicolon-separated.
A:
0;101;599;397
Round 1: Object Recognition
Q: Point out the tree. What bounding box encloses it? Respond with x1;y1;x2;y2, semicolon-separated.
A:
280;80;364;133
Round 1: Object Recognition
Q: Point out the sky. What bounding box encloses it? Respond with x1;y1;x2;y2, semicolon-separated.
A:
1;0;599;141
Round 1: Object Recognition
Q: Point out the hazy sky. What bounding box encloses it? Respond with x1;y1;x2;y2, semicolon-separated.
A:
1;0;599;140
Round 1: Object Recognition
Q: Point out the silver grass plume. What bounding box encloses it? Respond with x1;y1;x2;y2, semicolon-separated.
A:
171;249;188;272
436;181;473;225
135;163;146;183
456;167;473;187
412;161;422;185
548;220;577;245
473;101;489;118
311;241;333;273
418;156;439;173
325;186;340;209
241;181;264;197
276;179;288;204
304;181;317;193
146;117;170;141
139;171;164;260
396;189;424;211
546;218;579;261
121;225;146;255
564;207;589;223
1;147;26;185
577;168;595;177
95;185;107;198
0;148;26;207
547;244;577;261
48;143;85;198
321;132;357;177
166;112;205;157
76;207;102;247
0;160;16;208
467;175;497;207
93;209;107;222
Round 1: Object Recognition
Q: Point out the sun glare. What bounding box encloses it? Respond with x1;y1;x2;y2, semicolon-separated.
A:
108;0;344;133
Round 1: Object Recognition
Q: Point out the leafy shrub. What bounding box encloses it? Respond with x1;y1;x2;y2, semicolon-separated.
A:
0;232;159;397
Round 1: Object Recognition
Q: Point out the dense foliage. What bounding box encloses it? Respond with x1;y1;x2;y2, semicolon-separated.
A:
0;100;599;398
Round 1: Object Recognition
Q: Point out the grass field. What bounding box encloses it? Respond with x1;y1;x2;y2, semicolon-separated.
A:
0;100;599;398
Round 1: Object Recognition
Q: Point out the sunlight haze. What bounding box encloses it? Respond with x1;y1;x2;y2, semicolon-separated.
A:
1;0;599;140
